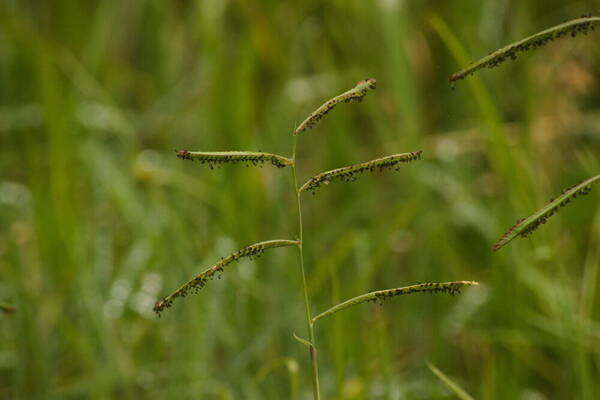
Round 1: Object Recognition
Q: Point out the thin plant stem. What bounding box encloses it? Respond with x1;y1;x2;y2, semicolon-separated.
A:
291;134;321;400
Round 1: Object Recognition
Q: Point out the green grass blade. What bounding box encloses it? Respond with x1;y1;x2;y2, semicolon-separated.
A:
427;362;475;400
293;78;377;135
299;151;422;194
154;239;299;315
175;150;294;169
494;174;600;251
450;16;600;82
292;333;314;348
311;281;479;323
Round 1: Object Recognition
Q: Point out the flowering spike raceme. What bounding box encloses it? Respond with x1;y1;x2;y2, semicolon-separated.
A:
493;174;600;251
175;150;294;169
450;16;600;82
299;151;422;194
293;78;377;135
311;281;479;323
154;239;299;316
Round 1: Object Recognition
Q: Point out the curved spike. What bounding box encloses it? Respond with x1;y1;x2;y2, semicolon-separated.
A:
293;78;377;135
450;16;600;82
494;174;600;251
300;151;422;194
175;150;294;169
312;281;479;323
154;239;299;315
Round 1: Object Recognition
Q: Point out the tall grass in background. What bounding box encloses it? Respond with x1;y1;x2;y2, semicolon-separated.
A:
1;1;600;399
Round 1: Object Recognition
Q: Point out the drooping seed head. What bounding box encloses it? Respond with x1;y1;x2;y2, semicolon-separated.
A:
450;16;600;82
293;78;377;135
175;150;294;169
300;151;422;194
312;281;479;323
153;239;299;316
493;174;600;251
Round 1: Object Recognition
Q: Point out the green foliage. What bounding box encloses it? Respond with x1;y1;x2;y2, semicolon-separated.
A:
427;362;475;400
1;2;599;399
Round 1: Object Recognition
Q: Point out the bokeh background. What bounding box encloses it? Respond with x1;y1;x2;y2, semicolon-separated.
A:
2;1;600;399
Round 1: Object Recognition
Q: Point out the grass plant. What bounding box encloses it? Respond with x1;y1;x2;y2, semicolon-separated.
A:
3;3;600;399
155;80;478;399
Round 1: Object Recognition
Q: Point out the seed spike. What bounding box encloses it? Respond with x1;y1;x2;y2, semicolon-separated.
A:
493;174;600;251
311;281;479;323
299;151;422;194
175;150;294;169
450;16;600;82
293;78;377;135
153;239;299;315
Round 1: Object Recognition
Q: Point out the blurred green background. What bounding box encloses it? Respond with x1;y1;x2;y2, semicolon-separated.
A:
2;1;600;399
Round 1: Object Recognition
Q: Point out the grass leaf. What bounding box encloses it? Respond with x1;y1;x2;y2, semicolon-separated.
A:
292;333;314;348
175;150;294;169
293;78;377;135
450;16;600;82
311;281;479;323
494;174;600;251
154;239;299;315
299;151;422;194
427;361;475;400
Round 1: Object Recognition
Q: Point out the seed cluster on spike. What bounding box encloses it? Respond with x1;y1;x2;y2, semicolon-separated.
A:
311;281;479;323
450;16;600;82
153;239;299;316
369;281;471;305
493;175;599;251
175;150;294;169
300;151;422;194
518;183;592;235
293;78;377;135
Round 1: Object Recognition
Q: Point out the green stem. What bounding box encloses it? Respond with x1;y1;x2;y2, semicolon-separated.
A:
292;134;321;400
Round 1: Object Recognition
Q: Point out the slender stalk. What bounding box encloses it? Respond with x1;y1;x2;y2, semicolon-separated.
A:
291;134;321;400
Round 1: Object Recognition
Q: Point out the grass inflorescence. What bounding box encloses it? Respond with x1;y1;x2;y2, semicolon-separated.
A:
299;151;422;194
163;78;477;399
450;16;600;82
493;174;600;251
175;150;294;169
153;239;299;315
311;281;479;323
293;78;377;135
